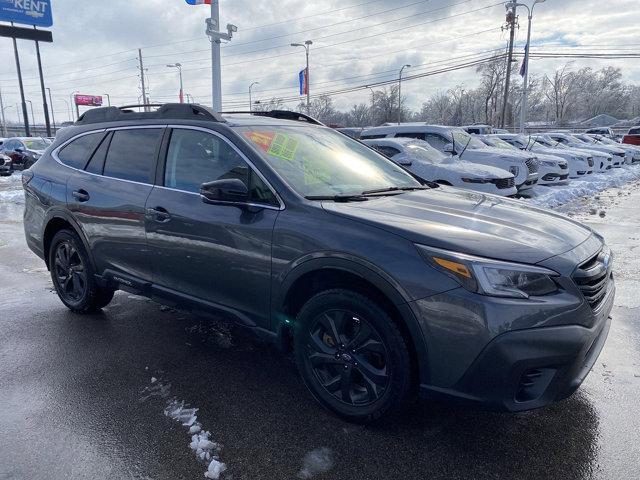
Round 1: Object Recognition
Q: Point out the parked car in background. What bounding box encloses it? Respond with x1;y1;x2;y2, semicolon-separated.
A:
1;137;50;170
360;124;539;191
496;133;594;178
335;127;364;139
547;132;624;168
534;134;611;172
0;152;12;176
571;133;628;167
463;124;493;135
588;134;640;164
585;127;616;139
479;135;569;186
622;126;640;146
362;137;517;196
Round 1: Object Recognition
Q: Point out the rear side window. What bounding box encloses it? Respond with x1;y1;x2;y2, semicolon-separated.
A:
630;128;640;135
103;129;163;183
376;146;401;157
360;134;387;140
85;133;111;174
423;133;448;151
58;133;103;169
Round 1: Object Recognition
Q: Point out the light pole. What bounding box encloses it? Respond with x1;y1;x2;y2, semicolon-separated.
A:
26;100;35;132
166;63;184;103
291;40;313;115
513;0;547;133
102;93;111;106
398;64;411;125
59;98;71;123
46;88;56;132
249;82;259;112
205;2;237;111
70;91;79;121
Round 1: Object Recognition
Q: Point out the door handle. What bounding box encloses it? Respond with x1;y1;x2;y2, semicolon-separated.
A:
146;207;171;223
72;189;90;202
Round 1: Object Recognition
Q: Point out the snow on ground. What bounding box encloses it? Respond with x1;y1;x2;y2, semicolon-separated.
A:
297;447;334;479
0;173;23;204
524;166;640;210
140;378;227;479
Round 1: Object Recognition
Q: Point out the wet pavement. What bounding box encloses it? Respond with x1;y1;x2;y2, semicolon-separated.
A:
0;173;639;480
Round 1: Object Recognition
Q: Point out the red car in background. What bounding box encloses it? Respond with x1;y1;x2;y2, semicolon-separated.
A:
622;126;640;146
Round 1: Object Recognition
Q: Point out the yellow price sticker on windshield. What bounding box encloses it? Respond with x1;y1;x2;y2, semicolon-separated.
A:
268;133;299;161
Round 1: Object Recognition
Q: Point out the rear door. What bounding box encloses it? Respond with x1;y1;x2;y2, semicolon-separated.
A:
145;126;280;328
65;126;165;282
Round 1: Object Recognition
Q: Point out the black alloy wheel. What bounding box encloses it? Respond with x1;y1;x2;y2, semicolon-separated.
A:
53;240;88;303
306;309;390;406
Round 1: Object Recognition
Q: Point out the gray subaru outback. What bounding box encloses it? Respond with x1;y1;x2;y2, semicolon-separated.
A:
22;104;614;422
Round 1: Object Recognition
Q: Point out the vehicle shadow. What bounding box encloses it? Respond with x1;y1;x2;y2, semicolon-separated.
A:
49;294;600;480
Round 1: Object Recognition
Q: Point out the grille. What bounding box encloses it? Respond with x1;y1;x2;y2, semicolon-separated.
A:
492;177;515;189
525;158;539;174
573;248;613;309
587;158;594;167
0;157;4;166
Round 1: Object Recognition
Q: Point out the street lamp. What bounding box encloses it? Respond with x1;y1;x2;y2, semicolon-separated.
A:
46;88;56;131
25;100;35;131
166;63;184;103
70;91;79;121
249;82;259;112
512;0;547;133
102;93;111;106
398;64;411;124
291;40;313;115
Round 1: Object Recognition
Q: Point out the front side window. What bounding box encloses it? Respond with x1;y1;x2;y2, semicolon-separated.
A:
103;128;163;183
423;133;448;151
239;125;420;197
165;129;278;205
405;143;447;163
58;133;103;169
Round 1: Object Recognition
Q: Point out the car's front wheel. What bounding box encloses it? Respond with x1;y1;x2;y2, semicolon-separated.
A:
294;289;412;423
49;229;115;313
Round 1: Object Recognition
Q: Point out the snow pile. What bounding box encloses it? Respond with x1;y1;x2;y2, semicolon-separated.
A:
164;399;226;479
525;166;640;209
0;173;24;204
297;447;334;479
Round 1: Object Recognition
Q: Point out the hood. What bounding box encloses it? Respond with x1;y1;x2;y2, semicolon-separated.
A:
322;188;593;265
461;146;529;164
445;160;513;178
531;152;564;164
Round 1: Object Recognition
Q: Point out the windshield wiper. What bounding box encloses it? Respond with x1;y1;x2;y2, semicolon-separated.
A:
361;186;432;195
305;194;370;202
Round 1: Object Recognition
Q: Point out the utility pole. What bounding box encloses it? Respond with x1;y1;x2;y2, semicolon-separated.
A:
138;49;149;111
0;86;6;137
166;64;184;103
500;2;517;129
249;82;259;112
26;100;35;129
11;28;30;136
46;88;56;132
398;64;411;125
291;40;313;115
34;27;51;137
205;1;237;112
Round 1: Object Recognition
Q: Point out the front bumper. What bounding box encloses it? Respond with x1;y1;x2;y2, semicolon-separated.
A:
516;173;539;191
413;272;615;412
538;165;569;185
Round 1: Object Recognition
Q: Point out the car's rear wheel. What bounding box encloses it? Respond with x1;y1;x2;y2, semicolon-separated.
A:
49;229;115;313
294;289;412;423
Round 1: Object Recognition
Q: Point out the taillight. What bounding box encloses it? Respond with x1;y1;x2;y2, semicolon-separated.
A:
22;170;34;188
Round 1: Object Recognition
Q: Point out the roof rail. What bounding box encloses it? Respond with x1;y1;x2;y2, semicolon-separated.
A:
221;109;325;126
76;103;226;125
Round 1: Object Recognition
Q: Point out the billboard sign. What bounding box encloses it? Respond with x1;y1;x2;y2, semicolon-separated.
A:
0;0;53;28
74;94;103;107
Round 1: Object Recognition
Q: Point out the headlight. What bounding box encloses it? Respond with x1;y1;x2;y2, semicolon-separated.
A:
461;177;488;184
509;166;519;176
417;245;560;299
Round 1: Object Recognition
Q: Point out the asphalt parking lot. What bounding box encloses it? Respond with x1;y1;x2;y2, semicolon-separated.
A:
1;174;639;480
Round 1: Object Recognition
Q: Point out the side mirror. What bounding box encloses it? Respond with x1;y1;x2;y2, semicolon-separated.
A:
200;178;249;205
443;143;456;155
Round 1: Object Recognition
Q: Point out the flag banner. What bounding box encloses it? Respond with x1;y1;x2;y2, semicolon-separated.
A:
299;68;309;96
519;44;529;77
185;0;212;5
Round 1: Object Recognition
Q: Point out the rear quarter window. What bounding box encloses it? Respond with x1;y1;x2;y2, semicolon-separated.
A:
58;133;103;169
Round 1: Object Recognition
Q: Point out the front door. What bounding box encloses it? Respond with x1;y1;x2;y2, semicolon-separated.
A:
145;127;280;328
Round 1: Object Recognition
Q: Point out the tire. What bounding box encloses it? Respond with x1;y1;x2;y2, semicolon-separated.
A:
49;229;115;313
294;289;412;423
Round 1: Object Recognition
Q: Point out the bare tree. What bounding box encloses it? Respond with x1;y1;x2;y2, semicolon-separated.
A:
543;64;577;125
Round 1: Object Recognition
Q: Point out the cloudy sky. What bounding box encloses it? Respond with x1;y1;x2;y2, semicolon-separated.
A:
0;0;637;124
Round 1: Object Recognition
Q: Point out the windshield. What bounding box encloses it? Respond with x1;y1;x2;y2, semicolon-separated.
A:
239;126;421;197
578;135;596;144
23;139;49;150
485;137;517;150
404;143;447;163
452;131;486;150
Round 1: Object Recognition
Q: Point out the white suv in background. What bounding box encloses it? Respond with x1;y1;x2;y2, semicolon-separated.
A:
362;137;518;196
533;134;611;173
360;124;539;191
547;132;623;169
495;133;594;178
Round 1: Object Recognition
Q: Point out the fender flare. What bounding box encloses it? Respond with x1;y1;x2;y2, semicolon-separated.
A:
273;254;430;384
42;208;98;272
